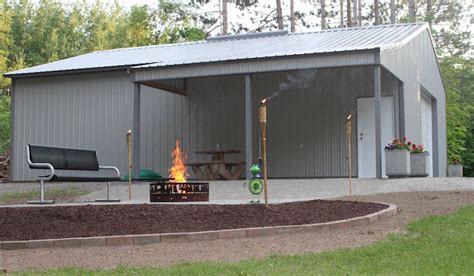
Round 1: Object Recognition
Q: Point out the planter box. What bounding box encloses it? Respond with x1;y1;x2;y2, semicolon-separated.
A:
385;149;410;178
410;152;429;177
447;164;463;177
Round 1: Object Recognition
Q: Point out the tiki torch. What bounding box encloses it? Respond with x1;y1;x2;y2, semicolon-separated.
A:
345;113;353;197
259;100;269;208
126;129;132;201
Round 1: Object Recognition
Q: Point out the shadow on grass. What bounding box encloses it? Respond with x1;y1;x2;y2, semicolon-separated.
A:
0;188;90;205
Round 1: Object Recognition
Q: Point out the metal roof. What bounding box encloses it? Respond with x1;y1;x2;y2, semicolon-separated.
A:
5;23;428;77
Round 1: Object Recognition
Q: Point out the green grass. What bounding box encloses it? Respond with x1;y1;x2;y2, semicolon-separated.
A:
11;205;474;275
0;188;89;205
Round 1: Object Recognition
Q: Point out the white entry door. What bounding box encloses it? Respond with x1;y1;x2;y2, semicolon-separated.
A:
357;97;395;178
421;94;434;177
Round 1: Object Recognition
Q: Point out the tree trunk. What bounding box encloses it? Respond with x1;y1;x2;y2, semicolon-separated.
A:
427;0;432;27
347;0;352;27
276;0;284;30
358;0;362;26
321;0;326;29
374;0;379;25
390;0;396;24
352;0;358;27
222;0;228;35
408;0;416;22
340;0;344;27
290;0;295;32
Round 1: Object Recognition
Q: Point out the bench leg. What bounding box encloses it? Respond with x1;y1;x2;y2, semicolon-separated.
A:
230;164;246;180
191;166;206;181
28;179;55;204
94;182;121;202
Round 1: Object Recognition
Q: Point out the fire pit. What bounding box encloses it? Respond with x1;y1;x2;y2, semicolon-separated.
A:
149;140;209;202
150;181;209;202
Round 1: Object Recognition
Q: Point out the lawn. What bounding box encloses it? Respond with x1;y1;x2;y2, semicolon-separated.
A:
12;205;474;275
0;188;89;205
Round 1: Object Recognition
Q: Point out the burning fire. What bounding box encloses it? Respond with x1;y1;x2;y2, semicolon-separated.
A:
169;140;188;183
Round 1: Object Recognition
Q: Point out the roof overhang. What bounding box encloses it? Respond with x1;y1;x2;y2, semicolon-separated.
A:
131;49;380;82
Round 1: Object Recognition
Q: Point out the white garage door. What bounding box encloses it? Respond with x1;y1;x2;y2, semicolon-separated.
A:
421;93;433;177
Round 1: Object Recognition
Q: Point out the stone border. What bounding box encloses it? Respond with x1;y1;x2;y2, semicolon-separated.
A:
1;203;397;250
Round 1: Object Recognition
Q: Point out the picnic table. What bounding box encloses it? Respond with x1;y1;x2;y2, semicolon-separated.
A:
187;149;245;180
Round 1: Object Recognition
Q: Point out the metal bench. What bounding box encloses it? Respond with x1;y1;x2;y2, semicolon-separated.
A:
26;144;121;204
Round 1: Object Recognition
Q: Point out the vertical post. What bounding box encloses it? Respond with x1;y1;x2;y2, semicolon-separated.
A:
127;130;132;200
398;83;405;140
132;82;141;179
259;104;269;208
10;79;16;180
245;74;253;180
374;65;382;179
432;98;439;177
346;114;352;196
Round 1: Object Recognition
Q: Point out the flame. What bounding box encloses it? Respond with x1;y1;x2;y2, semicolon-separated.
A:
169;140;188;183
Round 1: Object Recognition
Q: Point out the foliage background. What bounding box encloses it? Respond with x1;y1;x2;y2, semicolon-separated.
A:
0;0;472;176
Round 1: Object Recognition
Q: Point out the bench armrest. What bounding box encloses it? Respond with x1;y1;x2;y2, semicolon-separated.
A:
26;145;55;181
99;166;120;177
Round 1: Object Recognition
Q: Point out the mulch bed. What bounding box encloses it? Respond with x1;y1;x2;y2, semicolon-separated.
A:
0;200;387;241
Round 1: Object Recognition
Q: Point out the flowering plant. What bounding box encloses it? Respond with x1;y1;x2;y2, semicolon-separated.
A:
385;137;410;150
410;144;426;153
451;155;461;165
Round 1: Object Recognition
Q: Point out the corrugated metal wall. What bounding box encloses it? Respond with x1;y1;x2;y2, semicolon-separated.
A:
12;67;399;180
139;66;398;179
11;71;134;180
380;29;447;176
139;75;246;177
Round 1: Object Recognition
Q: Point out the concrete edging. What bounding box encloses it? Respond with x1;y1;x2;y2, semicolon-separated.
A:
1;203;397;250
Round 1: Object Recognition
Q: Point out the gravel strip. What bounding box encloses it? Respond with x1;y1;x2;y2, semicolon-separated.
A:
1;190;473;272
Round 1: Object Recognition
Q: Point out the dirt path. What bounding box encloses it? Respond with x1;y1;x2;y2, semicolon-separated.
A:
1;190;473;272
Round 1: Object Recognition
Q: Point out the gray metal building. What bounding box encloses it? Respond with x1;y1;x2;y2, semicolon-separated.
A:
5;23;446;181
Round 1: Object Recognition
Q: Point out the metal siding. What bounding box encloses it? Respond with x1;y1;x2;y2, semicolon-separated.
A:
133;52;376;82
380;29;446;176
12;72;134;181
12;67;400;180
246;66;396;178
138;75;246;178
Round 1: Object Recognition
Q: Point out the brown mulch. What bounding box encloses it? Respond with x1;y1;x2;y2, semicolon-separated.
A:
0;200;387;241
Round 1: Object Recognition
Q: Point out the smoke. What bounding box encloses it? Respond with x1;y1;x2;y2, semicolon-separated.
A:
262;69;319;104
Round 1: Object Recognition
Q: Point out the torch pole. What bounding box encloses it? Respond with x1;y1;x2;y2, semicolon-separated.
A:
346;117;352;197
259;104;269;208
127;130;132;201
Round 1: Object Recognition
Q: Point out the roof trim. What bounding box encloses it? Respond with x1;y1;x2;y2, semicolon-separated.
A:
4;65;133;79
132;49;380;82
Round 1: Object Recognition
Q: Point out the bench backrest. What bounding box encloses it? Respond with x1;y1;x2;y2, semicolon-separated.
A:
28;145;99;171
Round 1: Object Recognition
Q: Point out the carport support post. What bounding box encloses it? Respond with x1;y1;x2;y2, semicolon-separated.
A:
132;82;141;179
374;65;383;179
245;74;253;179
